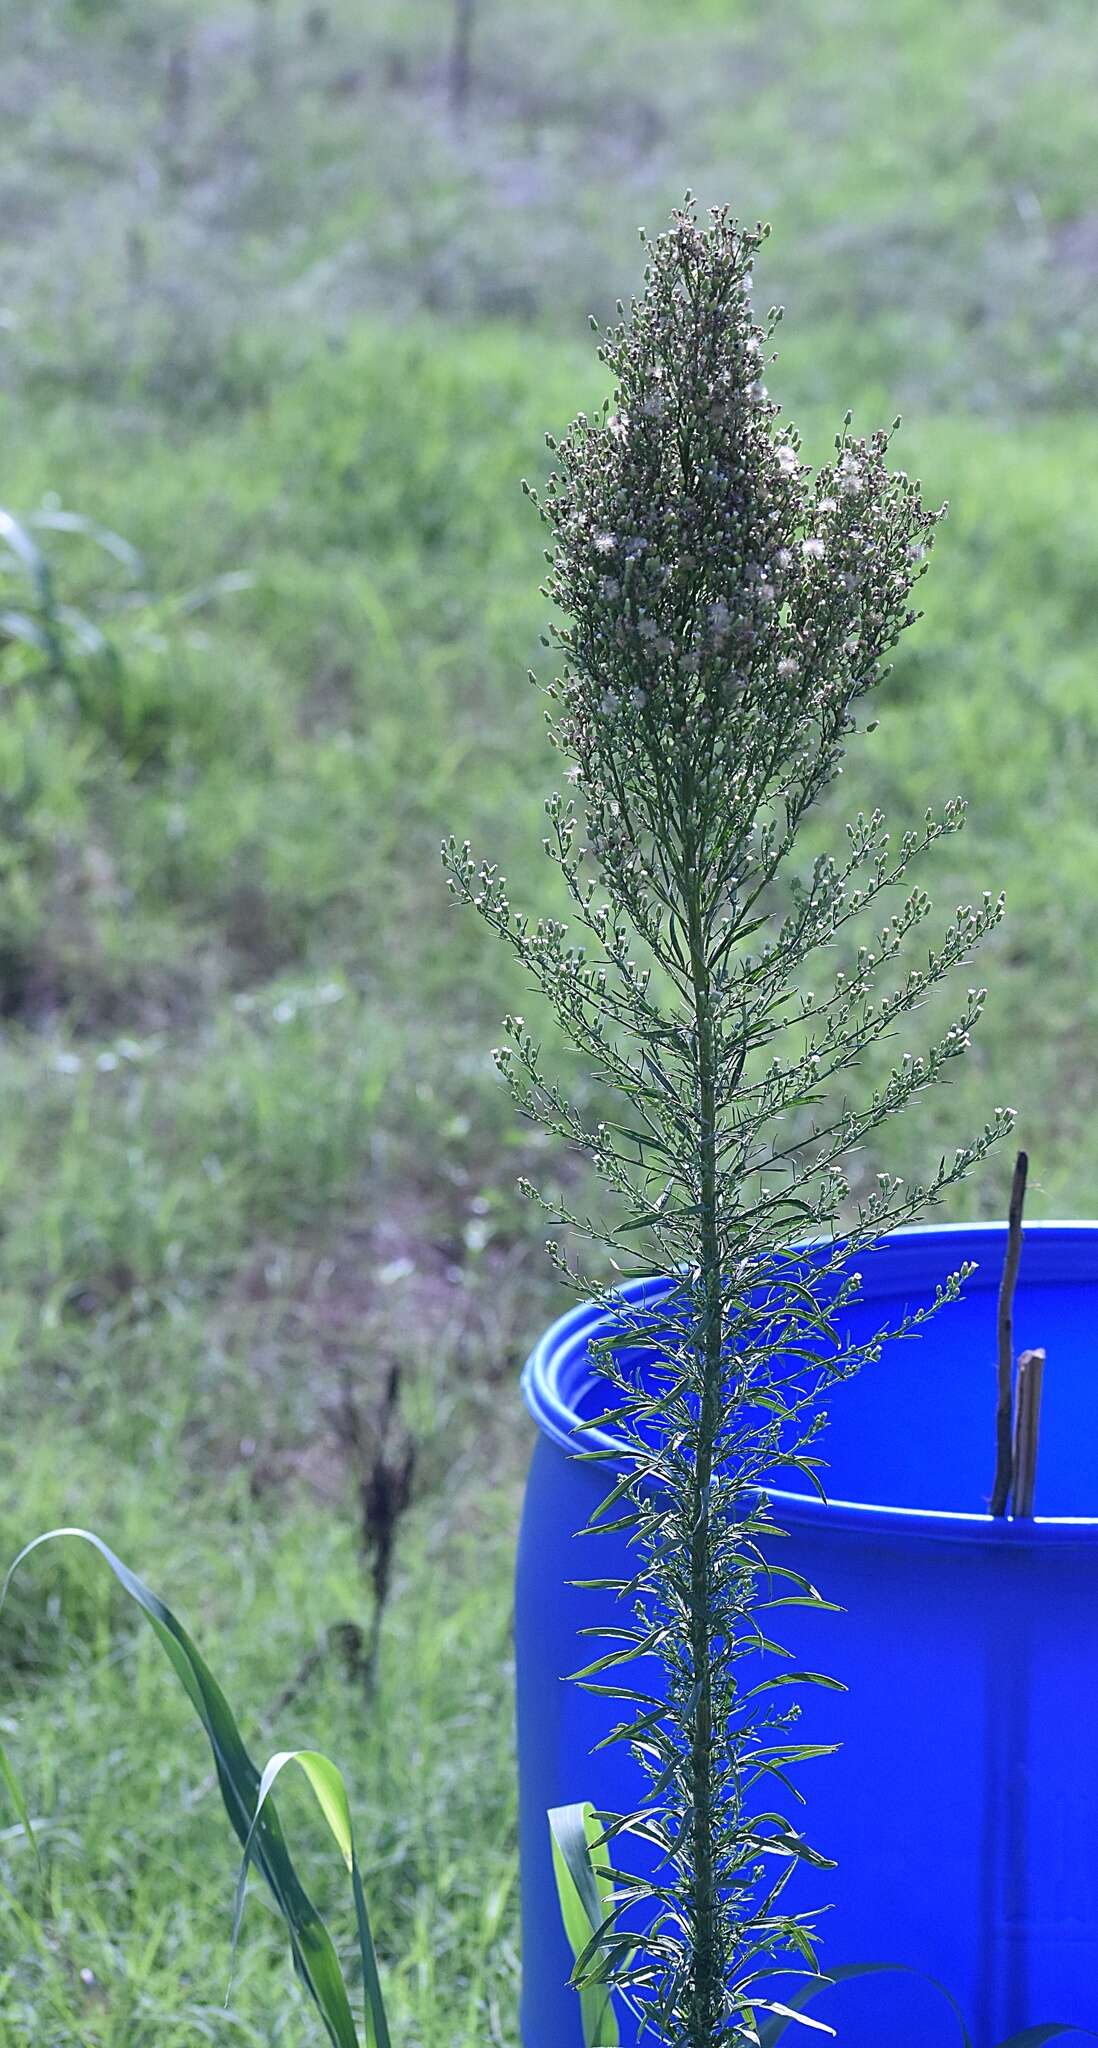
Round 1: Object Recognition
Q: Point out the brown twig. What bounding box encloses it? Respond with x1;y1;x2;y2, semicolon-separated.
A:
990;1149;1028;1515
1011;1347;1046;1518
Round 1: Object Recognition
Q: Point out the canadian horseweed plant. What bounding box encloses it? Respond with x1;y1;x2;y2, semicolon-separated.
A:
446;203;1011;2042
0;208;1019;2046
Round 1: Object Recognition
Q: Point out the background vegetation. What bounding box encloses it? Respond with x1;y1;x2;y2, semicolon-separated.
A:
1;1;1096;2040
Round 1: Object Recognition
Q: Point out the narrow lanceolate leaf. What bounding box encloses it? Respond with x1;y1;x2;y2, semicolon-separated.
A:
549;1802;622;2048
0;1530;373;2048
755;2003;835;2036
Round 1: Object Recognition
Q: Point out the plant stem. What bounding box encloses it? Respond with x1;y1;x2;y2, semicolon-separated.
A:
685;870;722;2046
990;1149;1028;1516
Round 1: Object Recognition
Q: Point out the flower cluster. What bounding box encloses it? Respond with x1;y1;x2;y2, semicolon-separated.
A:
527;205;941;914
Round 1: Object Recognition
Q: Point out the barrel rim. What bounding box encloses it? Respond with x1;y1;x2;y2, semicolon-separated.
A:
521;1221;1098;1547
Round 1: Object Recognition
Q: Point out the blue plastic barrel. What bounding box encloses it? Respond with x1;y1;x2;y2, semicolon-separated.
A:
516;1223;1098;2047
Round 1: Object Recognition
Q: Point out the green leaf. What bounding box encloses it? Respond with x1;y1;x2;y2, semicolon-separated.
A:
233;1747;391;2048
549;1801;621;2048
756;2001;836;2035
0;508;50;588
28;506;144;574
171;569;255;615
0;1733;37;1860
0;608;53;653
0;509;63;671
352;1854;392;2048
755;1964;971;2048
993;2030;1098;2046
738;1671;847;1705
1;1528;375;2048
54;601;111;656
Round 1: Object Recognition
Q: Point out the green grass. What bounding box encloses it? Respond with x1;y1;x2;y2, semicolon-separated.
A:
0;1453;521;2047
2;0;1098;2040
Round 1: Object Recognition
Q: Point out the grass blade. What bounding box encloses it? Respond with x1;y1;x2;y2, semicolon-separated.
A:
1;1528;364;2048
54;601;111;656
234;1748;391;2048
28;506;145;575
0;508;51;589
755;1964;971;2047
0;509;63;672
0;1733;37;1860
172;569;256;615
0;609;54;655
992;2030;1098;2046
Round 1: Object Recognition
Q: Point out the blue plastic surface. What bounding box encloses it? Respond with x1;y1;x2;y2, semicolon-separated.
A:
515;1224;1098;2047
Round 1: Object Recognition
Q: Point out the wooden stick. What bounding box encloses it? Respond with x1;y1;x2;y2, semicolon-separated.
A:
1011;1347;1046;1519
990;1150;1028;1516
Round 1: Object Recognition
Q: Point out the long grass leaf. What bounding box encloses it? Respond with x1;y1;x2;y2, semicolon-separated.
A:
0;609;53;654
0;1529;362;2048
549;1802;621;2048
755;1964;970;2047
28;507;144;575
992;2030;1098;2046
0;510;63;671
0;509;50;589
233;1748;391;2048
0;1735;37;1860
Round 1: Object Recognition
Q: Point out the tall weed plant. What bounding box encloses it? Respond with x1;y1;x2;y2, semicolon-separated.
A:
447;201;1010;2039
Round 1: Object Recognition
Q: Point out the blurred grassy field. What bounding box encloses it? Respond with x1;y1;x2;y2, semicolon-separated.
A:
2;1;1097;2041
